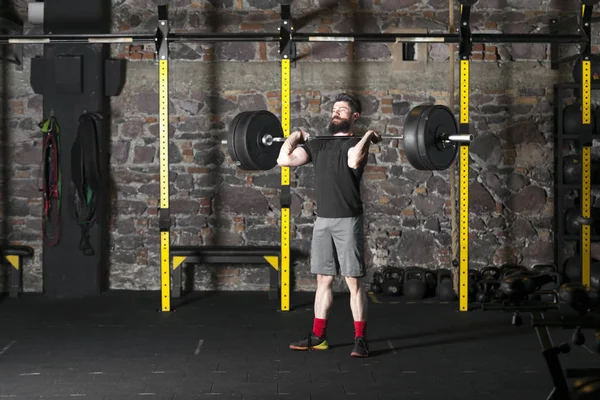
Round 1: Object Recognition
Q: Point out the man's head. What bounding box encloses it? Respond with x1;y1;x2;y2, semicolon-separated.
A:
327;93;362;135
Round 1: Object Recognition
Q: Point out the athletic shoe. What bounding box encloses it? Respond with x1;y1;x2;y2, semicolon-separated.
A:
351;336;369;357
289;333;328;351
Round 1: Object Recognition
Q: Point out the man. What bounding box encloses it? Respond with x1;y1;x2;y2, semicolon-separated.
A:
276;93;381;358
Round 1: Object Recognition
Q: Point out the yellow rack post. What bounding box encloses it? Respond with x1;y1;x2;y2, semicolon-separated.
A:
156;6;171;312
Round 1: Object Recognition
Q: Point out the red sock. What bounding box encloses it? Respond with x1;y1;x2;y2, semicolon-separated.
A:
313;318;327;338
354;321;367;339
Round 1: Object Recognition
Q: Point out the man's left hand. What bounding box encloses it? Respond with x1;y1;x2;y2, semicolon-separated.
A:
366;130;382;144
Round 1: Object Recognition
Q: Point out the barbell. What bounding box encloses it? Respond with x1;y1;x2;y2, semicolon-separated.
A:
221;104;473;171
257;132;471;146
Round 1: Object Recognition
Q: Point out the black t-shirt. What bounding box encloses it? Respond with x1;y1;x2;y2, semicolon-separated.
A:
301;137;365;218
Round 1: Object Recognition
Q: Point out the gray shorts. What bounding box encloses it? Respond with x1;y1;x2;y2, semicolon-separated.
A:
310;215;366;277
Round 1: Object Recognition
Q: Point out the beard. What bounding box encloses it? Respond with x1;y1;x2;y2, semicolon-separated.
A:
327;117;352;135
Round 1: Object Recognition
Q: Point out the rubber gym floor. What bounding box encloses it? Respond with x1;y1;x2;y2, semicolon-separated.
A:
0;291;597;400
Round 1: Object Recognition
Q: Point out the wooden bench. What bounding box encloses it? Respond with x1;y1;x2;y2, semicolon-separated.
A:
1;244;34;297
170;245;281;300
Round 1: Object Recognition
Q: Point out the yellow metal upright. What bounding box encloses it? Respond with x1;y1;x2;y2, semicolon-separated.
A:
580;4;593;288
280;59;291;311
458;4;472;311
279;4;293;311
157;6;172;311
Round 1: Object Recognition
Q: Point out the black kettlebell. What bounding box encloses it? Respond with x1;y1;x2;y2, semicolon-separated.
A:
531;263;556;274
369;271;383;293
381;267;404;296
382;267;403;282
476;279;501;303
499;263;529;279
436;269;456;301
587;286;599;308
403;267;427;300
539;272;562;303
564;255;582;284
468;269;482;302
476;280;490;303
486;279;501;302
480;266;502;281
381;280;402;296
424;269;437;298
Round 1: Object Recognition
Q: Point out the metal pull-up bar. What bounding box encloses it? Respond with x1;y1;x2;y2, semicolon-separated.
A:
0;31;588;45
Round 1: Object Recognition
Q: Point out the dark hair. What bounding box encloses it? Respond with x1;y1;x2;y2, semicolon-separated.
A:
334;93;362;114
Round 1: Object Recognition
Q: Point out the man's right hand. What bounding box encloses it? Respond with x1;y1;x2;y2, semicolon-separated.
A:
291;129;310;144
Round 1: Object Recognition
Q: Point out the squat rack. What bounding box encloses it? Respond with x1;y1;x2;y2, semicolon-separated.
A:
0;0;595;312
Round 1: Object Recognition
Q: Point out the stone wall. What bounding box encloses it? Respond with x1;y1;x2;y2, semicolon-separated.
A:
0;0;596;293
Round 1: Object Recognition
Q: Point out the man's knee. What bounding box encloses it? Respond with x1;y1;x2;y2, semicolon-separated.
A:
344;276;366;293
317;274;335;288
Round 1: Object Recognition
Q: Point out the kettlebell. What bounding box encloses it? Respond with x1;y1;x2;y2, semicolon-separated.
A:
381;279;402;296
381;267;404;296
424;269;437;298
436;268;456;301
531;263;556;274
476;279;501;303
382;267;403;282
468;269;482;302
369;271;383;293
539;272;562;303
499;263;529;279
403;267;427;300
480;266;502;281
586;286;599;308
476;280;490;303
486;279;501;302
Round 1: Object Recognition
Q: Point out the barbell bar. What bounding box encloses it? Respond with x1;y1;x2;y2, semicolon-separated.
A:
221;133;473;147
222;104;469;171
259;133;473;146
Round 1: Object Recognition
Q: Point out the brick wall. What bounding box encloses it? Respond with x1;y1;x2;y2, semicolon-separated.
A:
0;0;594;293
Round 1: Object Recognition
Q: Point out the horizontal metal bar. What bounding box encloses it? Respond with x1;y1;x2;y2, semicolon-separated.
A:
170;33;279;42
0;33;155;44
270;135;404;142
0;32;587;45
293;32;586;44
446;134;473;142
220;133;474;146
474;33;586;44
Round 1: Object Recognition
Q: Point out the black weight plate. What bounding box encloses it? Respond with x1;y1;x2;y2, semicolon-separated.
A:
563;103;595;135
419;105;459;170
414;105;437;171
227;112;249;169
233;111;260;170
403;105;430;170
234;110;284;171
